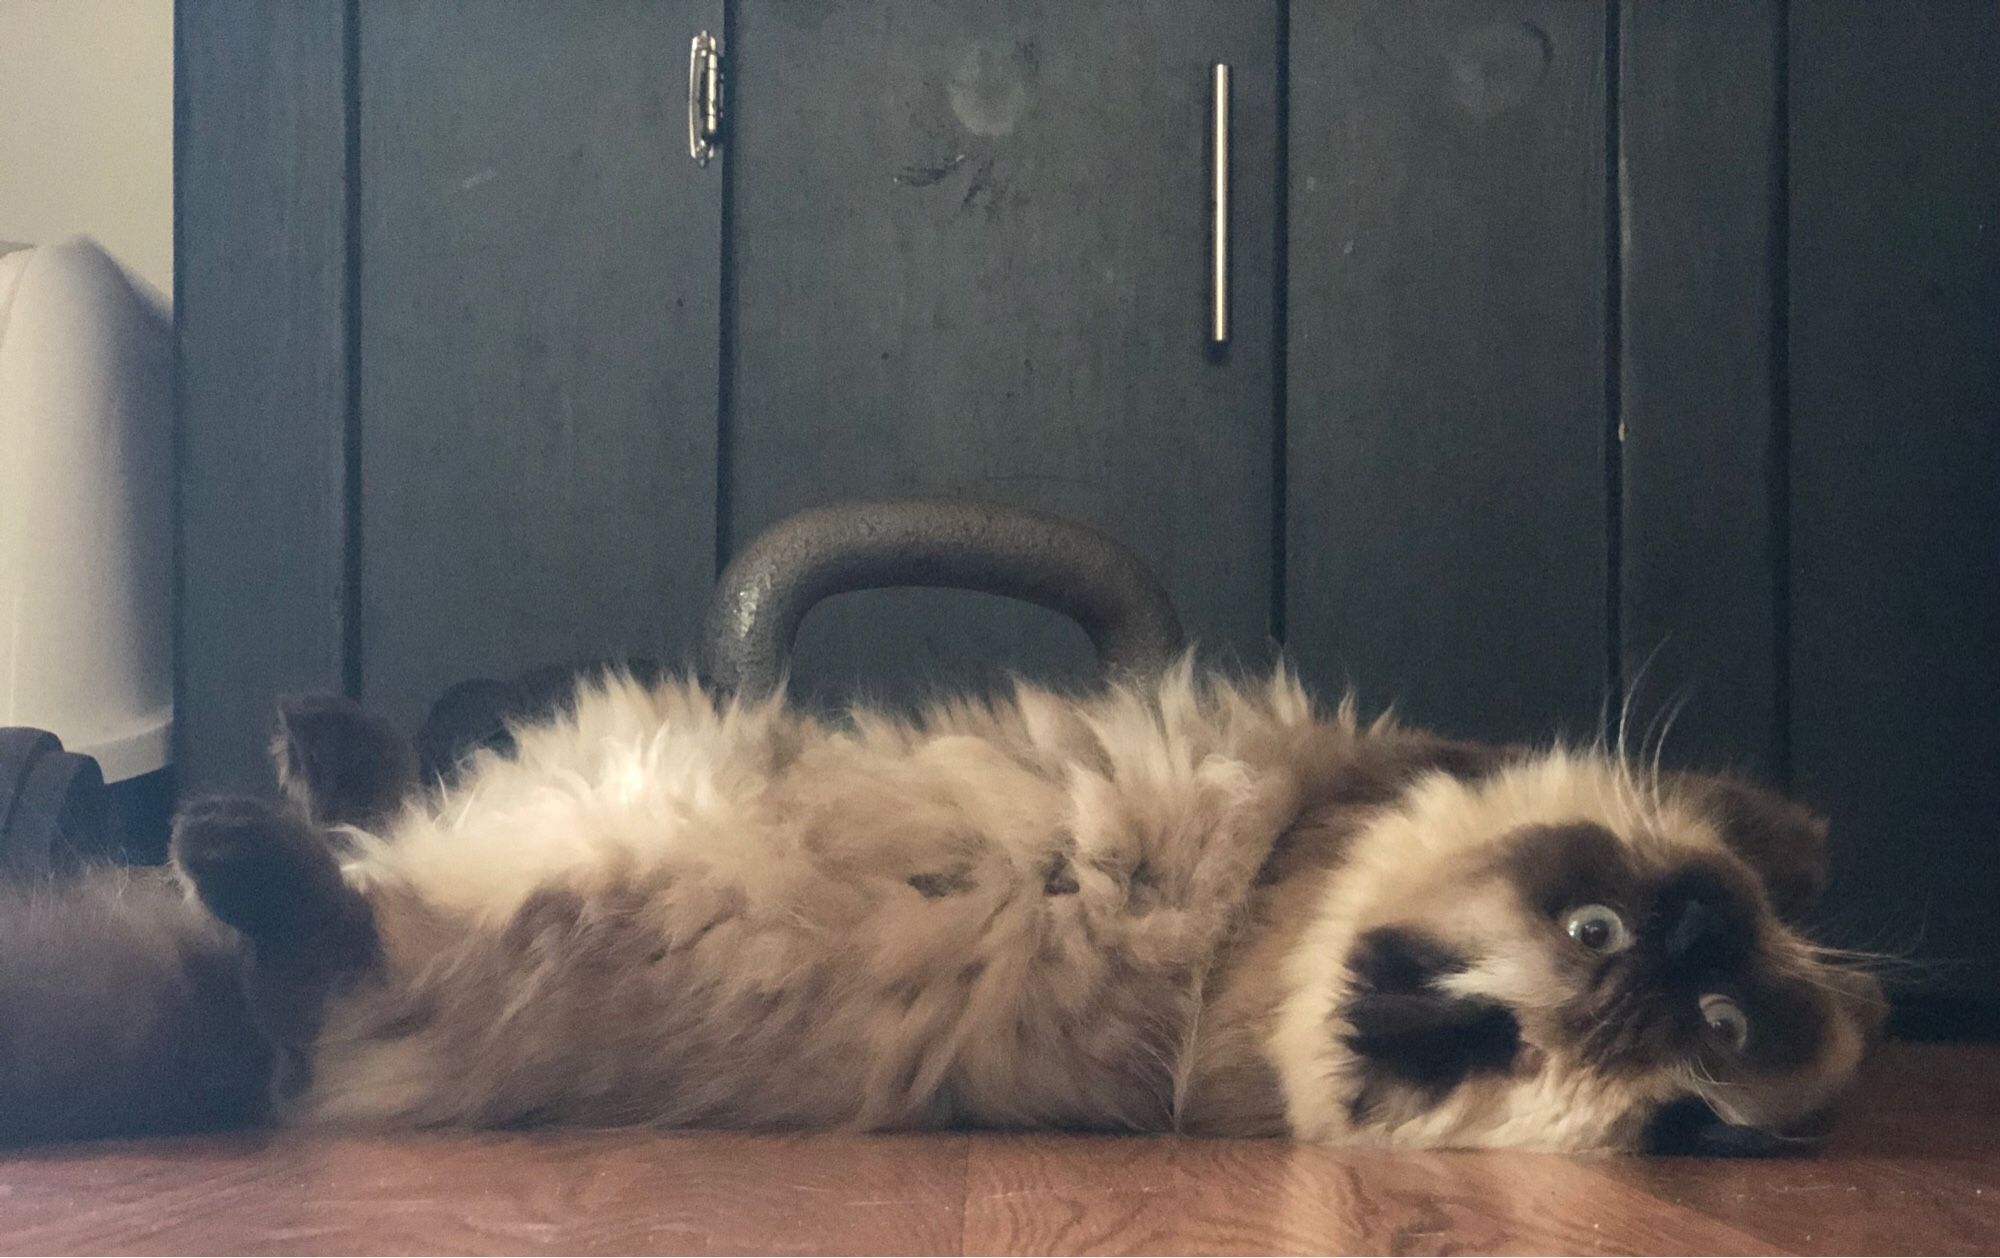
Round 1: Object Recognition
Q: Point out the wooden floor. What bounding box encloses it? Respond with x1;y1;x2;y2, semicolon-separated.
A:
1;1044;1994;1255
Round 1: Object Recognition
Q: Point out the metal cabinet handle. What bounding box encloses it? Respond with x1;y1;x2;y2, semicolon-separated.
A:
1210;63;1231;347
689;32;722;165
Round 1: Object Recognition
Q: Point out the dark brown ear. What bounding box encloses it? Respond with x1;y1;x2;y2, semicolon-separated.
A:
272;693;419;830
1675;773;1831;918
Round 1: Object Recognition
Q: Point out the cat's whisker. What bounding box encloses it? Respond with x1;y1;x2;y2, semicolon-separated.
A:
1644;688;1693;816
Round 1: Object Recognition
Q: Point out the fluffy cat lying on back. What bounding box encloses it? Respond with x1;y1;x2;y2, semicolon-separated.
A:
0;663;1884;1151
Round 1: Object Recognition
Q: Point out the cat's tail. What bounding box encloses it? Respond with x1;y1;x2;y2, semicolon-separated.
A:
0;865;277;1144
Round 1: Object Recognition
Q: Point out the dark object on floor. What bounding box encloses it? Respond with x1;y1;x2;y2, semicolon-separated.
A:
0;726;104;878
413;499;1188;778
1642;1095;1819;1158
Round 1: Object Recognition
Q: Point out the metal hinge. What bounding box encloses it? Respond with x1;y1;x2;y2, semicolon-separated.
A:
689;32;723;166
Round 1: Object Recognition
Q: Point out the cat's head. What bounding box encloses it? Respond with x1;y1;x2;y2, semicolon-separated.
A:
1281;748;1886;1153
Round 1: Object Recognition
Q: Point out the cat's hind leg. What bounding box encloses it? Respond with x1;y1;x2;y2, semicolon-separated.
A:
272;692;420;830
171;796;380;1062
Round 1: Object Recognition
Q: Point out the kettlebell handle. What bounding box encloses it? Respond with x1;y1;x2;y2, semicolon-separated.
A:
701;500;1186;698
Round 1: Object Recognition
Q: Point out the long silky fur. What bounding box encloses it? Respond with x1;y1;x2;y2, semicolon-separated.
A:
0;869;272;1143
302;659;1331;1132
2;660;1884;1149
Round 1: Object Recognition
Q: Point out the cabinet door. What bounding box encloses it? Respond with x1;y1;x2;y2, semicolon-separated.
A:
1617;1;1784;780
1790;4;2000;1006
180;1;352;792
727;2;1280;707
1285;2;1611;743
358;0;723;733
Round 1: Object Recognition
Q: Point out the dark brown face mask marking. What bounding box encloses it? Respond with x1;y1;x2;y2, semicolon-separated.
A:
1668;772;1832;919
1495;818;1836;1088
1497;821;1636;921
1644;861;1760;977
1725;973;1831;1078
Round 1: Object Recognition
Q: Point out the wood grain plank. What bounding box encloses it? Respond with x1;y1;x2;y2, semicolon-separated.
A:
0;1047;1993;1256
175;0;351;792
356;0;723;734
1615;0;1784;780
727;1;1281;709
1285;1;1611;745
0;1132;971;1257
1536;1044;2000;1257
1615;1154;2000;1258
1787;0;2000;1000
962;1136;1772;1256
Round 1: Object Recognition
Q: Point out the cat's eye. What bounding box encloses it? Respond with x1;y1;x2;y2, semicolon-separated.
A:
1563;904;1632;953
1700;994;1751;1051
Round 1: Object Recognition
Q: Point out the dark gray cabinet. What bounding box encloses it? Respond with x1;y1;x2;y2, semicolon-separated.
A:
1285;2;1611;745
177;1;1998;1014
728;1;1280;707
180;2;351;795
1788;3;2000;1019
357;0;722;736
1616;0;1787;782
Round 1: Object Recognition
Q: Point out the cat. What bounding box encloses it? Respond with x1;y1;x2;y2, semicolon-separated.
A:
0;663;1885;1152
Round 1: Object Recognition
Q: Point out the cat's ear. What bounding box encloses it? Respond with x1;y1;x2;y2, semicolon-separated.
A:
272;693;419;829
1677;773;1831;918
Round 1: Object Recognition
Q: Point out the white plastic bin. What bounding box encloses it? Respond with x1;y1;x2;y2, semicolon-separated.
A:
0;237;173;783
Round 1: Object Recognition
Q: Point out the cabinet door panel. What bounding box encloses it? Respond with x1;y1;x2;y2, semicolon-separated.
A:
1286;1;1609;743
1791;2;2000;1002
359;0;722;732
1617;1;1783;780
178;0;351;792
728;1;1279;707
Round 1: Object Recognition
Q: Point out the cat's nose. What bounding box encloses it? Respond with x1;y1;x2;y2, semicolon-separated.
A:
1653;870;1751;967
1658;891;1751;969
1662;895;1720;962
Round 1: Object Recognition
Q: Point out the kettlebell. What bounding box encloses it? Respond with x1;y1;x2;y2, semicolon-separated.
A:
417;499;1185;783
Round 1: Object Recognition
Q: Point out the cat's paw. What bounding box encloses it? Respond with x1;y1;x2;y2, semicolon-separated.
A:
1339;926;1522;1113
171;795;381;1055
170;795;371;960
273;693;419;829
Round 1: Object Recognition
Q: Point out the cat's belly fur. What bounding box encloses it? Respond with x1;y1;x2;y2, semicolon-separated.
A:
293;673;1313;1132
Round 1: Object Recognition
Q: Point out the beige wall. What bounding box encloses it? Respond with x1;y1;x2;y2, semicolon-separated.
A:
0;0;174;301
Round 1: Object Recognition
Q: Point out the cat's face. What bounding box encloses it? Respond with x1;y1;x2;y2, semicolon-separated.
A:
1277;750;1886;1153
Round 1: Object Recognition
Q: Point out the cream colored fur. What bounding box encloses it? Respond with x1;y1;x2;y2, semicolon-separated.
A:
287;661;1874;1149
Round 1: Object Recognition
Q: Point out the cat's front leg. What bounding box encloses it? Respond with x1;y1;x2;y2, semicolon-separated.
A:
1337;925;1525;1127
